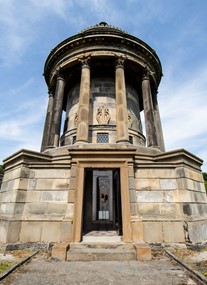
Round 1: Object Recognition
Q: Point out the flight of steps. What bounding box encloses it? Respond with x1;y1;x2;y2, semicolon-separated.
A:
67;242;136;261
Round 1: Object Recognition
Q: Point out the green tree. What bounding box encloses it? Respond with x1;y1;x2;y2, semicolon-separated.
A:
0;165;4;174
203;172;207;192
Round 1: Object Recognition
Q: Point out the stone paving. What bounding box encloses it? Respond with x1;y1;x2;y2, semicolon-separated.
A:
1;252;201;285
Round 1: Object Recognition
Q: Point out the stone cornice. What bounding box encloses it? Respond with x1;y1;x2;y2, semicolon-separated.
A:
44;27;162;87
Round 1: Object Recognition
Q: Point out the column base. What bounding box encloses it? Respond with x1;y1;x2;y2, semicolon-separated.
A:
149;145;161;151
75;140;89;144
44;145;57;151
116;140;130;144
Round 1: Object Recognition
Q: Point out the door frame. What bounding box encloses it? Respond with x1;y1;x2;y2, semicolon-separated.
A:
73;161;132;242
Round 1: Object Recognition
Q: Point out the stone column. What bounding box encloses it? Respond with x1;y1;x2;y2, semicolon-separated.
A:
76;57;91;143
141;67;158;148
115;57;129;143
153;91;165;151
48;72;65;147
41;89;54;152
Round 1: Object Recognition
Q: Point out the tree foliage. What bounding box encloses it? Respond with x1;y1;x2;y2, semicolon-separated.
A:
203;172;207;192
0;165;4;174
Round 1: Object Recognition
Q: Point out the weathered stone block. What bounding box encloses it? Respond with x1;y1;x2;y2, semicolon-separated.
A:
135;179;160;190
33;169;70;179
162;191;174;202
129;190;136;203
65;203;74;218
42;191;68;202
60;222;74;242
24;203;47;217
160;179;177;190
26;191;41;203
143;222;163;243
176;178;187;190
20;222;42;242
135;243;152;260
162;222;185;243
68;190;75;203
132;220;144;242
69;177;76;190
135;168;176;179
130;203;137;216
16;190;27;203
0;220;9;243
41;222;61;242
137;203;160;216
128;177;135;189
47;203;67;216
35;178;69;190
185;168;203;181
7;221;22;243
186;179;195;191
160;203;177;217
28;178;36;190
136;191;162;203
187;220;207;243
52;242;70;261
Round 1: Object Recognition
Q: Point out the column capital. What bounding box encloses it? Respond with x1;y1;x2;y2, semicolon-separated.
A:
142;66;150;80
48;87;54;97
78;56;91;68
115;56;125;69
56;67;65;81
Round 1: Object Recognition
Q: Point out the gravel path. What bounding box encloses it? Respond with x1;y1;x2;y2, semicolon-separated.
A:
1;252;200;285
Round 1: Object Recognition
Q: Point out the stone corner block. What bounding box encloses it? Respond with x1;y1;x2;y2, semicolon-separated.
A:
52;242;70;261
134;243;152;261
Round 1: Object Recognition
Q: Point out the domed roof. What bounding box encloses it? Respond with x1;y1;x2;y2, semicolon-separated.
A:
78;22;128;35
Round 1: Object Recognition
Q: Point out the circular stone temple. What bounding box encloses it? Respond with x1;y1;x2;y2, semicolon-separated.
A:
0;23;206;248
41;22;164;151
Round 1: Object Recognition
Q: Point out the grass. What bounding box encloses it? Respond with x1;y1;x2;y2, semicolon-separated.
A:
0;261;15;274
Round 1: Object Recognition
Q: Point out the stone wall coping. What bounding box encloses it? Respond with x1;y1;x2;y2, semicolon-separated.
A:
3;149;52;171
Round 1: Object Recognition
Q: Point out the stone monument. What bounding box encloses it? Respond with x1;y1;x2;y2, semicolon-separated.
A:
0;22;206;245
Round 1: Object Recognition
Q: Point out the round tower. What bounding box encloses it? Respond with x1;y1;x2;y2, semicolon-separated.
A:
41;22;165;152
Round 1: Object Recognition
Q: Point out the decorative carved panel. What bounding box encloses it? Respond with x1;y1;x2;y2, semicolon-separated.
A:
96;106;111;124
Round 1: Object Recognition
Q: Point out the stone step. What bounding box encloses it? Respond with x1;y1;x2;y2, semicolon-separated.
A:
67;247;136;261
82;235;122;243
70;242;134;250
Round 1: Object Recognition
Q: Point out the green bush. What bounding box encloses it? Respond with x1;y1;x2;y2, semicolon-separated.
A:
0;165;4;174
203;172;207;193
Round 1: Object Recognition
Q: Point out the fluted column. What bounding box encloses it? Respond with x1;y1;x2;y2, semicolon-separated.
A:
142;67;158;148
41;88;54;151
153;91;165;151
76;57;91;143
48;72;65;147
115;57;129;143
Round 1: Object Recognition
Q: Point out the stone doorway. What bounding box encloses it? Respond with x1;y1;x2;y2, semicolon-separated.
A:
82;169;122;236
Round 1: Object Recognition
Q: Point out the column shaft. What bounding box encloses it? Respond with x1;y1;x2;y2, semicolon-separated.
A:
76;58;91;143
115;58;129;143
48;74;65;147
41;90;54;151
142;69;158;147
153;93;165;151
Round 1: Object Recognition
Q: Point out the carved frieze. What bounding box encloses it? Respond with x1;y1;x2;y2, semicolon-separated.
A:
96;106;111;124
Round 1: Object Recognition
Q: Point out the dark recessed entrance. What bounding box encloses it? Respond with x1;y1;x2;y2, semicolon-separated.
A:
83;169;122;235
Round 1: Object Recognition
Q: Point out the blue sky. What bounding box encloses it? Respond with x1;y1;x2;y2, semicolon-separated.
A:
0;0;207;171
